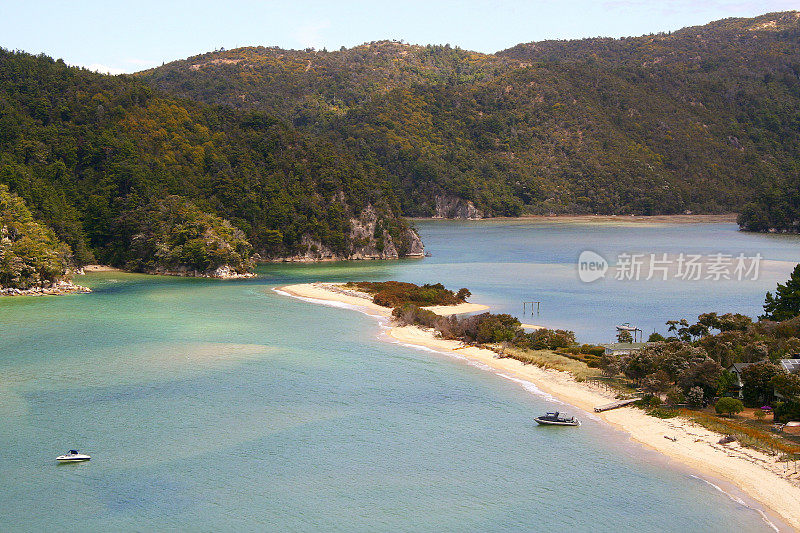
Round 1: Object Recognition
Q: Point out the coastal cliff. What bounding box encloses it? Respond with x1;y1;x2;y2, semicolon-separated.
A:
432;195;483;220
278;205;424;262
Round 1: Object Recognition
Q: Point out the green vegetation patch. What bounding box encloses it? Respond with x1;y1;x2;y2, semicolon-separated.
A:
0;184;71;289
346;281;469;308
647;407;679;419
112;196;253;275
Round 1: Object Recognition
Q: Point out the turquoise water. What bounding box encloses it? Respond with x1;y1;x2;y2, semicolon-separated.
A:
1;220;797;531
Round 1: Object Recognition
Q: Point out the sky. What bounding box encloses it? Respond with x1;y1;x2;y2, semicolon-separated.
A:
1;0;799;74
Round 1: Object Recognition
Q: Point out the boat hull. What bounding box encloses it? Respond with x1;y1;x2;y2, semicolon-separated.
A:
56;456;90;462
534;418;580;426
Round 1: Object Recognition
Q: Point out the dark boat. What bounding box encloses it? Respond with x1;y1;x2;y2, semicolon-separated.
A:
534;411;580;426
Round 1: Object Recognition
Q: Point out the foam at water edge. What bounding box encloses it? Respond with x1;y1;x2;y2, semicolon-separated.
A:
385;334;605;419
494;372;561;403
690;475;779;532
273;288;386;319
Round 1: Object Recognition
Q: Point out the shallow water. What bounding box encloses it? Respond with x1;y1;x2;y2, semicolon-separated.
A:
1;220;797;531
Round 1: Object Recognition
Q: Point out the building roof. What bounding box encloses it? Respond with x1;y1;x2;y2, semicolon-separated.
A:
780;358;800;374
727;362;755;373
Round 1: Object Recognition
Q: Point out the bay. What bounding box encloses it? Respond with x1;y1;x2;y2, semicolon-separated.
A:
1;220;796;531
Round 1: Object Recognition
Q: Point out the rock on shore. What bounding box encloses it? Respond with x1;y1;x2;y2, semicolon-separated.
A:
0;280;92;297
143;264;256;279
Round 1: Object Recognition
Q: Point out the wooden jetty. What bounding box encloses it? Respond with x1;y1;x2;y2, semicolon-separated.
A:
594;398;640;412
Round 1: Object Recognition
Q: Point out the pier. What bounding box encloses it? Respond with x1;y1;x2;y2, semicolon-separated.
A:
594;398;640;412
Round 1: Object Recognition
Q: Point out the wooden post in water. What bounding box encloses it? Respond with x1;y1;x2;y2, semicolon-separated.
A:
523;301;541;315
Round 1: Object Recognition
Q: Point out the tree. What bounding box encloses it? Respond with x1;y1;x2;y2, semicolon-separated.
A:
475;314;521;343
617;329;633;343
679;359;722;400
762;264;800;321
666;387;685;405
456;288;471;301
740;361;781;406
687;322;710;340
716;313;752;332
715;397;744;417
0;184;72;288
697;313;721;332
686;386;705;408
643;370;671;395
666;319;691;342
716;369;738;396
648;332;665;342
771;371;800;399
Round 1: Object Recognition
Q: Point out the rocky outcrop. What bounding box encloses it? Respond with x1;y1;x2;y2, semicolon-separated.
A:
403;228;425;257
433;195;482;219
0;280;91;297
144;264;255;279
277;206;424;262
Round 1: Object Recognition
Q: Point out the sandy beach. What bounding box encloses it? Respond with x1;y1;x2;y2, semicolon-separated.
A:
279;283;489;317
516;213;739;224
412;214;739;224
279;282;800;531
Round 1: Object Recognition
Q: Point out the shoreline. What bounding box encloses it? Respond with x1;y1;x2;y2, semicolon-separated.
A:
278;282;800;531
78;264;255;279
411;214;739;224
279;282;489;317
0;280;91;297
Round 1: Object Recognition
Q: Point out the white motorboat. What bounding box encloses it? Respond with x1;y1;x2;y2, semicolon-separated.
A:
56;450;90;462
534;411;580;426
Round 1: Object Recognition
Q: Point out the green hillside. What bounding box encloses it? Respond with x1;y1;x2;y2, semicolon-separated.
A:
0;49;421;281
143;12;800;224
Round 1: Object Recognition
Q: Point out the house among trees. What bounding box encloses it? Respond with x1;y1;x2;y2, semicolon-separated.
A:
725;362;755;399
727;359;800;400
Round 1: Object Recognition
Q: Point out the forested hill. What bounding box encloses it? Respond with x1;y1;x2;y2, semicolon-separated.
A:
0;49;422;284
142;11;800;225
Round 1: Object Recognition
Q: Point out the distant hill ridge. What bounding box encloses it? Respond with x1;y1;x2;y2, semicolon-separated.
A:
141;11;800;229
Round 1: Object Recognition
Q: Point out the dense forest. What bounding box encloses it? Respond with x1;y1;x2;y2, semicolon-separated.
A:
0;49;421;286
143;11;800;225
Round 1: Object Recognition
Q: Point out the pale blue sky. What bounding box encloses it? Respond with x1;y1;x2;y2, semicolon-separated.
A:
1;0;798;74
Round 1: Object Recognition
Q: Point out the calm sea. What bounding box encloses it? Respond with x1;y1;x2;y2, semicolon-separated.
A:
1;220;796;531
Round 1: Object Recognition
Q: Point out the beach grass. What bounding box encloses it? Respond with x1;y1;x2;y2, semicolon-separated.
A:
502;347;601;381
679;409;800;456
